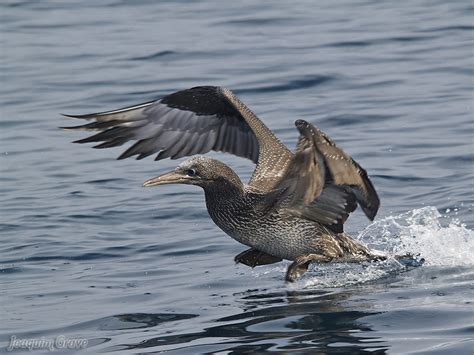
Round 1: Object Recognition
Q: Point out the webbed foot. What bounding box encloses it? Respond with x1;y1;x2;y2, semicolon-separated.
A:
285;254;332;282
234;248;282;268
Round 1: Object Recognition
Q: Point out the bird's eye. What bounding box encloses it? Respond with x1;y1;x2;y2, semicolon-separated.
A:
186;168;197;176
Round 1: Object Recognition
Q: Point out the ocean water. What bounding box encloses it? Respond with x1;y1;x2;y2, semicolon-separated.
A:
1;0;473;353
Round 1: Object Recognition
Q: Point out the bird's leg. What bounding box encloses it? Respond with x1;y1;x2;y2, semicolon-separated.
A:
285;254;332;282
234;248;282;268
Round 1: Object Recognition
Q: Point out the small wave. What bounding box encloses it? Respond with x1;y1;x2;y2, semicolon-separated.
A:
418;25;474;33
236;75;334;95
129;50;177;61
214;17;297;27
322;35;434;49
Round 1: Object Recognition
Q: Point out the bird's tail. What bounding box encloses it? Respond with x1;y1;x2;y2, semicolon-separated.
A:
334;234;425;267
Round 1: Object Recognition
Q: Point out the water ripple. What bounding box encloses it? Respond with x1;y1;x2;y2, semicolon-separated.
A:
236;75;334;95
1;1;473;353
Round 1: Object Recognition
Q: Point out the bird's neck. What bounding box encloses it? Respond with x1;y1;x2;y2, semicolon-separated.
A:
203;181;257;241
202;177;249;227
203;177;245;204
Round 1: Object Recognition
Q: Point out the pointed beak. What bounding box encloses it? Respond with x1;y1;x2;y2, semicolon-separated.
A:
143;170;192;187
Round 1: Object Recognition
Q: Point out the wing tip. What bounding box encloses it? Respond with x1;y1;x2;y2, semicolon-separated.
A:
60;125;75;131
61;113;92;128
60;124;90;131
72;137;90;144
358;191;380;221
363;202;380;221
294;119;309;128
116;147;137;160
294;119;312;134
61;113;96;119
361;178;381;221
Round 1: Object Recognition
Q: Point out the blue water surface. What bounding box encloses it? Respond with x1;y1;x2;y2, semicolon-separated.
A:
1;0;473;353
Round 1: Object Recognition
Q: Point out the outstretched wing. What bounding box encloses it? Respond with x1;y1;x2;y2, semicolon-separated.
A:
63;86;292;189
263;119;379;232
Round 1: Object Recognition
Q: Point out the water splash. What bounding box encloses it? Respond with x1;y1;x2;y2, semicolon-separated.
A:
291;206;474;288
358;206;474;267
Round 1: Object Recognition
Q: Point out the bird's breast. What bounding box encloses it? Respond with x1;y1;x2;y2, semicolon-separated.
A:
204;193;329;260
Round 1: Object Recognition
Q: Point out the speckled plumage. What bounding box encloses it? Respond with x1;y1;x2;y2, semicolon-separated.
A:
180;157;378;263
65;86;382;281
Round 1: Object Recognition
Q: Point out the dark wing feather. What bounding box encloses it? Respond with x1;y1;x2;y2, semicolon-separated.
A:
293;185;357;233
262;119;378;231
63;86;262;163
308;124;380;220
263;119;325;208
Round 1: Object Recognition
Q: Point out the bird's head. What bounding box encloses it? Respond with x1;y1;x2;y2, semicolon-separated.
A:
143;156;243;191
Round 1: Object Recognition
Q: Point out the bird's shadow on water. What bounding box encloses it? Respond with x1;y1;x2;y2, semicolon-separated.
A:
103;287;388;354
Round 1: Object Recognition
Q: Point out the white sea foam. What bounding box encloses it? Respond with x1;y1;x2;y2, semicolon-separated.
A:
291;206;474;288
358;206;474;267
